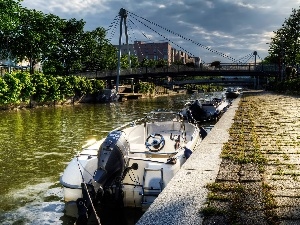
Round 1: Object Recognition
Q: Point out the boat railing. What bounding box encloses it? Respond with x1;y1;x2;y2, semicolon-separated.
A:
122;183;143;188
111;111;182;133
111;117;145;132
130;150;178;155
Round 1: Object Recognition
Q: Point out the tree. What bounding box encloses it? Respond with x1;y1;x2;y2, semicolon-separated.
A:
210;61;221;68
9;8;64;74
268;7;300;68
58;18;86;75
0;0;21;33
0;77;9;105
156;59;167;68
1;3;121;76
0;0;22;68
130;55;139;68
81;27;109;71
15;71;35;102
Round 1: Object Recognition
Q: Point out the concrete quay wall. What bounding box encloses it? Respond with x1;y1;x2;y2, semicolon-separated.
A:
136;96;241;225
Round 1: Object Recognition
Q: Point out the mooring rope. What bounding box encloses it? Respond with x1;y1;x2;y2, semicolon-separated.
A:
76;155;101;225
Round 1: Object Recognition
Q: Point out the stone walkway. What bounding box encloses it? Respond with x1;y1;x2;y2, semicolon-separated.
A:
136;90;300;225
203;91;300;225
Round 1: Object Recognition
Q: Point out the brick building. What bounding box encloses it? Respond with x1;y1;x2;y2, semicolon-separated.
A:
118;41;200;66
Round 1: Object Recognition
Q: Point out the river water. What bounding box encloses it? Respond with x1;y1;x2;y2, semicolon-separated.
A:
0;94;208;225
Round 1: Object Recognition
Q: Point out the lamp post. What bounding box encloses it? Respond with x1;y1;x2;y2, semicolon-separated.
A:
280;37;285;81
253;51;258;89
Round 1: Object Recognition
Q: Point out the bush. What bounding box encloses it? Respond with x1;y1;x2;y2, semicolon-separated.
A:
0;71;105;107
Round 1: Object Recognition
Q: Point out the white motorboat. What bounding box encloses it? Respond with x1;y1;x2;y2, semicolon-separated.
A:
60;110;205;222
181;92;230;123
224;87;241;99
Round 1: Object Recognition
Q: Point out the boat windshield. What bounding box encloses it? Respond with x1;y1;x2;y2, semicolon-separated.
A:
145;111;183;122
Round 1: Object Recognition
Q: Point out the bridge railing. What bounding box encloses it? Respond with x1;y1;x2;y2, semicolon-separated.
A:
74;63;280;79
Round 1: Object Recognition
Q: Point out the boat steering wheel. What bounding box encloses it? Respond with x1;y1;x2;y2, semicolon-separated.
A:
145;133;165;152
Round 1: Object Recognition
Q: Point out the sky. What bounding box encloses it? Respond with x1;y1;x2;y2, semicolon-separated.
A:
21;0;300;64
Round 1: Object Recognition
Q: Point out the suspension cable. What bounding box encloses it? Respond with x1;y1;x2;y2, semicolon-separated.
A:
129;14;196;60
243;54;255;63
106;15;120;42
127;10;240;63
234;52;254;64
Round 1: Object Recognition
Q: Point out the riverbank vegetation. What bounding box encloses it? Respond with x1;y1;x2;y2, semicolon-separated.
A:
264;7;300;95
185;83;224;93
268;77;300;95
0;71;105;108
0;0;132;75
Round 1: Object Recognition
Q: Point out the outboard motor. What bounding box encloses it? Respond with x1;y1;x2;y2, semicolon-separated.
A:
74;131;131;223
94;130;130;188
189;100;206;122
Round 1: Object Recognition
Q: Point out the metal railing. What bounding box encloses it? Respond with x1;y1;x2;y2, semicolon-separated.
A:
74;63;281;79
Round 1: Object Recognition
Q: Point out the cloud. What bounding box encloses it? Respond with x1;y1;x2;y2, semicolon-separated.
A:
20;0;300;63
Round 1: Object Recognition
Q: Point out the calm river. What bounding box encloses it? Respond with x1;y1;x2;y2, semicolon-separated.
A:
0;94;199;225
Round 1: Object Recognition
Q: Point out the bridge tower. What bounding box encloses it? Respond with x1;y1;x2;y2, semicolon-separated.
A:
116;8;131;93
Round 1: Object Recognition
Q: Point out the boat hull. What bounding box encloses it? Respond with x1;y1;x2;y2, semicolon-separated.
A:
60;111;202;218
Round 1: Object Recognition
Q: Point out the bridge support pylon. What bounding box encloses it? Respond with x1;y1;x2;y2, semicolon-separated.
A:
116;8;131;93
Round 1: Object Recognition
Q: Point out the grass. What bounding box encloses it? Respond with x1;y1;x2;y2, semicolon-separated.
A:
202;92;281;224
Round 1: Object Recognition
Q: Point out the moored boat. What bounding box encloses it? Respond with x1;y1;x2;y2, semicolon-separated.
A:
181;92;230;123
224;87;241;99
99;88;119;102
60;110;206;223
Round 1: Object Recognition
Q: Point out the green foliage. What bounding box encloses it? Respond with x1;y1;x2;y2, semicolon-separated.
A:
14;71;35;102
185;84;223;92
130;55;140;68
140;58;149;67
0;71;105;106
210;61;221;68
267;7;300;67
156;59;167;68
31;72;49;102
0;3;120;76
269;78;300;95
173;60;183;65
136;82;155;94
91;79;105;94
74;77;93;96
0;77;9;105
0;0;21;33
57;76;74;98
2;73;22;104
46;75;60;102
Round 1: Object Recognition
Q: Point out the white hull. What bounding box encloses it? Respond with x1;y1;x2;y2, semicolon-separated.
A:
60;112;202;216
181;93;230;122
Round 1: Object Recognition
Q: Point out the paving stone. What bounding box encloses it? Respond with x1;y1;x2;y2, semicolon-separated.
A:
137;91;300;225
274;206;300;219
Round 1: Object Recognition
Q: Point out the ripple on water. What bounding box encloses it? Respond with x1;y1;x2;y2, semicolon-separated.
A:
0;182;72;225
0;201;66;225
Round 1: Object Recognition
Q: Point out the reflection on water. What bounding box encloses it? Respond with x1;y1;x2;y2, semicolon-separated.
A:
0;95;190;225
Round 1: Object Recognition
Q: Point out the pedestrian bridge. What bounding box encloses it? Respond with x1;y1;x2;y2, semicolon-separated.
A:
78;63;279;81
169;77;255;85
